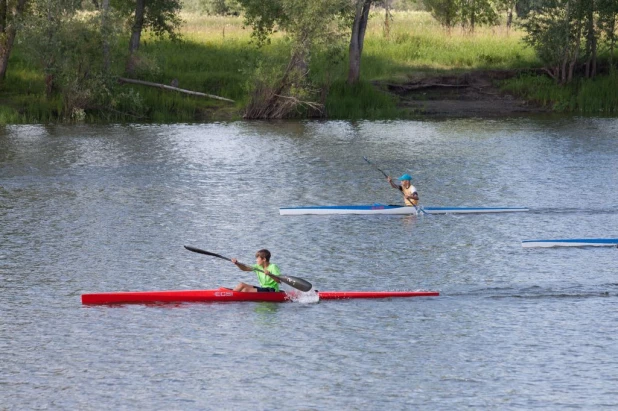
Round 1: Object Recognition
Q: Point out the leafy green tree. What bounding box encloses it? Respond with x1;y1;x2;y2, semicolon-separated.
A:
520;0;587;83
112;0;183;74
20;0;129;117
239;0;377;89
515;0;544;17
199;0;241;16
20;0;82;96
520;0;617;82
423;0;461;29
597;0;617;68
460;0;499;31
0;0;29;81
424;0;498;31
494;0;517;29
238;0;349;117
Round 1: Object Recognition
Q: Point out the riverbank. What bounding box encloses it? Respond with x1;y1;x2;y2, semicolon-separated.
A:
1;12;616;123
378;69;550;118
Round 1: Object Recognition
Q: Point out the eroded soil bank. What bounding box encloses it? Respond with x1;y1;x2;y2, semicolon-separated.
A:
374;69;549;118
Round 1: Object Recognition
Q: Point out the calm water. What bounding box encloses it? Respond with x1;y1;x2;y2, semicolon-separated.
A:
1;118;618;409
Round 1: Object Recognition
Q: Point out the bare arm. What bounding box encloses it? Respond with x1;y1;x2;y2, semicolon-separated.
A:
406;192;419;202
231;258;253;272
387;176;400;190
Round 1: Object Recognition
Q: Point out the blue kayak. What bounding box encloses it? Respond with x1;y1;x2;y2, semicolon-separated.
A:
522;238;618;248
279;204;529;216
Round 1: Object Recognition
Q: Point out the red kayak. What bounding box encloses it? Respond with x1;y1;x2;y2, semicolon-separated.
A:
81;287;439;305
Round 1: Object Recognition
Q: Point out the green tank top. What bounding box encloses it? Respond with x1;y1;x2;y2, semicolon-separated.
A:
251;263;281;291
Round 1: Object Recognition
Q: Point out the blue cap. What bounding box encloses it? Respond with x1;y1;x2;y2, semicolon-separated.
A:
398;174;412;181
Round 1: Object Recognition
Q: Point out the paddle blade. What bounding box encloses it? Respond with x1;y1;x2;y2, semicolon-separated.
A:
279;275;312;292
184;246;232;262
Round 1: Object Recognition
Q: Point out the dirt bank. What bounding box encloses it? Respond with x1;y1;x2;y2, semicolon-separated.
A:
374;69;549;118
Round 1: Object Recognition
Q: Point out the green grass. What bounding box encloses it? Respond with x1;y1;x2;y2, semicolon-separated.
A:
359;11;537;81
2;10;615;123
325;80;399;119
501;71;618;114
575;72;618;114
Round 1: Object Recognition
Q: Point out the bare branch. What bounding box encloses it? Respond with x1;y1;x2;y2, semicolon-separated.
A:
117;77;235;103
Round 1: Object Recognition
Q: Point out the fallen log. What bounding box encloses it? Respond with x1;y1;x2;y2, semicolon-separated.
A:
384;82;470;92
117;77;235;103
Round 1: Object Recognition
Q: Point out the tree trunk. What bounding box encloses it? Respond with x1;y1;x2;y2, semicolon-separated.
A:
590;34;597;78
44;7;55;98
0;0;27;81
0;27;17;80
102;0;111;72
0;0;6;32
383;0;392;39
560;0;572;84
470;0;476;33
126;0;146;75
568;21;583;84
584;0;597;78
347;0;372;85
611;17;616;69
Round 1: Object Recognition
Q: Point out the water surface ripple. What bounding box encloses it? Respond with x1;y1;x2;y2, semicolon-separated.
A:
1;118;618;409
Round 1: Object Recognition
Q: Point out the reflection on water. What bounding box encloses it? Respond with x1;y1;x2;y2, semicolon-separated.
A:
1;118;618;409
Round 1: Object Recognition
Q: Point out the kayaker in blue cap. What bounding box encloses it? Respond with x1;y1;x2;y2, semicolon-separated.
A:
387;173;419;207
231;249;281;293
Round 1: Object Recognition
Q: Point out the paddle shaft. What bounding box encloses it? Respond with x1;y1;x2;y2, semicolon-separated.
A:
363;156;389;179
184;246;312;292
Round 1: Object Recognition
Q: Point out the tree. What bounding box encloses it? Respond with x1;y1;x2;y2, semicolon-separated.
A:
0;0;29;81
424;0;460;29
520;0;618;82
239;0;377;89
515;0;544;17
521;0;586;83
348;0;372;84
238;0;349;117
199;0;241;16
20;0;83;96
597;0;617;68
582;0;596;78
423;0;498;32
460;0;499;32
113;0;183;75
19;0;128;118
494;0;518;30
100;0;111;71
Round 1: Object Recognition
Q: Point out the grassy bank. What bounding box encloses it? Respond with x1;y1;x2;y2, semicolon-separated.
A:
501;71;618;114
2;11;615;123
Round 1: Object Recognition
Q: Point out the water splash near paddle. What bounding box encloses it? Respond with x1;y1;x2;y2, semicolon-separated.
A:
286;289;320;304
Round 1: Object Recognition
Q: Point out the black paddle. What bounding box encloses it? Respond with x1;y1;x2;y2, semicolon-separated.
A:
363;156;389;178
363;157;427;215
184;245;313;292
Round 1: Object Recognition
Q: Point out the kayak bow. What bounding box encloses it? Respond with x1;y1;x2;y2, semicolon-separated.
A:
81;288;439;305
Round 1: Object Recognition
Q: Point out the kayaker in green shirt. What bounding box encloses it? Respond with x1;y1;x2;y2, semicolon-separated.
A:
231;249;281;292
